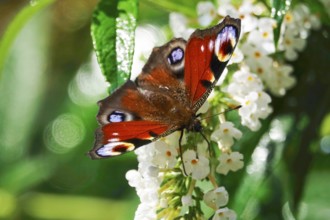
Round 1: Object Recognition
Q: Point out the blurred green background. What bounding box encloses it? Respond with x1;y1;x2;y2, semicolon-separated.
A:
0;0;330;219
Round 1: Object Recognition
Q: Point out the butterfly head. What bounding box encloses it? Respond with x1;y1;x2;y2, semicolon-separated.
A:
186;116;202;132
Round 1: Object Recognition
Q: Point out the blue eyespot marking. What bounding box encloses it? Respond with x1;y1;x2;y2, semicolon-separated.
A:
108;111;126;123
168;47;184;65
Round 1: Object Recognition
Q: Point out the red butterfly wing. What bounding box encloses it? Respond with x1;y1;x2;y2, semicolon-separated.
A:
89;121;168;158
184;16;241;111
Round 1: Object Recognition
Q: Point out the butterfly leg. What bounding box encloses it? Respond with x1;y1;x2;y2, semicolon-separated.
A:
199;131;212;158
179;129;188;176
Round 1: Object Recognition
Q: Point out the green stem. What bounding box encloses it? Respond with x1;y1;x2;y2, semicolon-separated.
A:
187;179;196;195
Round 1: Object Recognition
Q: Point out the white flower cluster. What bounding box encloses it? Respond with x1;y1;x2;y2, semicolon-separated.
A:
194;1;320;129
211;121;244;175
178;120;244;218
126;128;243;219
279;4;320;60
125;143;162;220
126;1;320;219
125;133;190;219
224;70;272;131
182;185;237;220
204;187;236;220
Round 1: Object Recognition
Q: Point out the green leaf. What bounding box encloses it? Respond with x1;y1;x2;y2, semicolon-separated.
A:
271;0;292;48
0;0;54;79
91;0;138;93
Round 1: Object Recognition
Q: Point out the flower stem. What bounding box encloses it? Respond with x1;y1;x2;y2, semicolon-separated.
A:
208;174;218;188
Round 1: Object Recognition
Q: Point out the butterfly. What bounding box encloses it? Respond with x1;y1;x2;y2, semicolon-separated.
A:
88;16;241;159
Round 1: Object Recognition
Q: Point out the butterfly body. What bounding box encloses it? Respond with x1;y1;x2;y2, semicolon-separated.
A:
89;16;241;159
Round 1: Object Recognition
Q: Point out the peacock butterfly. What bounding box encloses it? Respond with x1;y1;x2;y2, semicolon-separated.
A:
88;16;241;159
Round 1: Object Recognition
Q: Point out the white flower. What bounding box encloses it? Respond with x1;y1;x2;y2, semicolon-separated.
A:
225;70;263;99
240;41;273;86
211;121;242;149
283;4;319;38
126;143;162;220
254;92;272;118
279;30;306;61
217;2;237;18
228;47;244;65
134;203;157;220
182;150;210;180
246;18;276;53
197;1;217;26
182;194;193;206
277;4;320;61
239;91;272;131
169;12;194;39
126;169;142;188
212;207;237;220
147;166;160;178
203;187;229;210
152;141;178;169
246;56;272;81
216;152;244;175
241;42;272;63
266;63;296;96
283;11;295;27
225;70;272;131
218;1;258;33
292;4;321;32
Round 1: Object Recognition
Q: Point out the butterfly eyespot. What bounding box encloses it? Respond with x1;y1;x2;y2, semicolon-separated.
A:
108;110;133;123
96;142;135;157
167;46;185;76
167;47;184;65
113;144;133;153
214;25;238;62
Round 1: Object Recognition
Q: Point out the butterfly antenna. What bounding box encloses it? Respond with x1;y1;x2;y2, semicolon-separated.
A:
200;105;241;120
199;131;213;158
179;130;188;176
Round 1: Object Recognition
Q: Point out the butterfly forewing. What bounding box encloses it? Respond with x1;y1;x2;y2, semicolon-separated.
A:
184;16;241;111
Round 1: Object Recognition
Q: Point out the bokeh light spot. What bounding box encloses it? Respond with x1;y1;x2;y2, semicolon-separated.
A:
320;136;330;154
68;53;108;106
44;114;85;154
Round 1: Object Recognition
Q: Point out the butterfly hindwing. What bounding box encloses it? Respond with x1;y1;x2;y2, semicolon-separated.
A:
90;121;169;158
89;80;172;159
184;16;241;111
